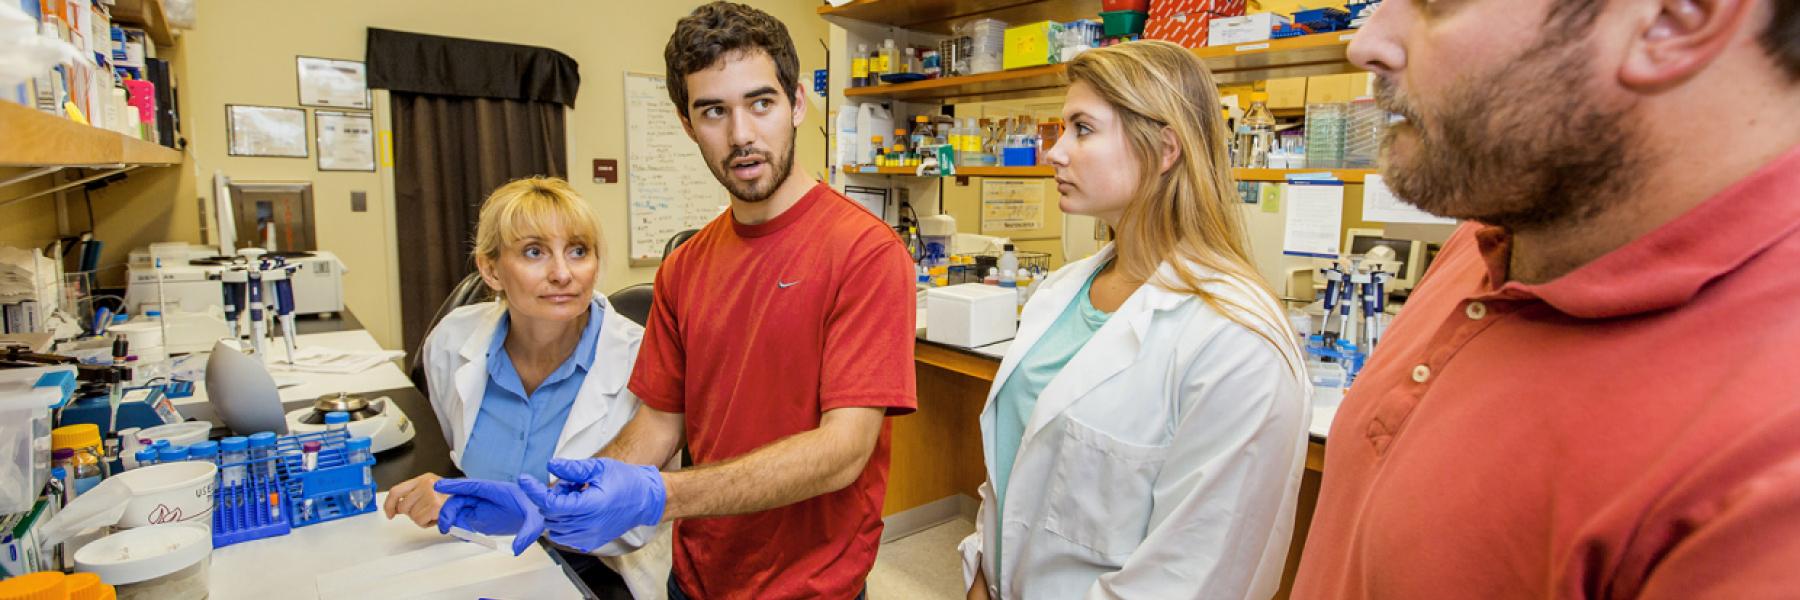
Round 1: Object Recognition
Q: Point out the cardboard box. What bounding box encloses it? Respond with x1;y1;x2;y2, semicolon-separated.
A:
1149;0;1248;18
1208;12;1291;46
1003;21;1063;70
1305;72;1372;104
1266;77;1308;110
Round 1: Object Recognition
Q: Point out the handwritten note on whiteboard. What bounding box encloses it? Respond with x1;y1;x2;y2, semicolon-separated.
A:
1282;181;1345;258
625;72;726;265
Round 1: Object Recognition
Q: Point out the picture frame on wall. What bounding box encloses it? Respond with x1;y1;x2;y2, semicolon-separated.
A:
225;104;309;158
316;110;376;172
296;56;372;110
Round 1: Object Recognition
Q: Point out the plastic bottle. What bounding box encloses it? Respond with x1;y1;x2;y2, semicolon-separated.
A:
249;431;277;481
52;425;107;495
851;44;870;87
220;436;249;490
880;39;899;76
1236;92;1276;168
904;226;921;261
999;244;1021;312
984;267;1000;286
347;437;374;511
836;104;861;167
871;135;885;166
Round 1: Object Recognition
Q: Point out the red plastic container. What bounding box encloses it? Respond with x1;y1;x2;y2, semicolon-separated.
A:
1102;0;1152;12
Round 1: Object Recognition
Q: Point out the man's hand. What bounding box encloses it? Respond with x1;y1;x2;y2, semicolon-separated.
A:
383;473;447;527
433;477;547;556
516;458;666;552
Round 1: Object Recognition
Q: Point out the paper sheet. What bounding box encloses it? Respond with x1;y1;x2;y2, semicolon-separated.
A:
981;179;1046;232
1282;182;1345;258
1361;175;1455;225
316;111;375;172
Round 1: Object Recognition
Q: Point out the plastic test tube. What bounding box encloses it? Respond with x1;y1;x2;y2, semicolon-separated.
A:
134;448;158;469
188;441;219;466
220;437;249;506
346;437;373;510
301;440;321;472
158;445;189;464
248;432;277;481
324;411;350;436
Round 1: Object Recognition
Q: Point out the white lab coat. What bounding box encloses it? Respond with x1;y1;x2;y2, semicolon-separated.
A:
958;244;1311;600
420;296;672;597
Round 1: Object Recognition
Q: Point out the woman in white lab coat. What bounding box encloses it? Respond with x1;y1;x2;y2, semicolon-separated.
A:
960;41;1311;599
386;177;667;595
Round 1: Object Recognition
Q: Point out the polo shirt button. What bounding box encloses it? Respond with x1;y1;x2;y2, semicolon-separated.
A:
1411;364;1431;383
1465;301;1488;320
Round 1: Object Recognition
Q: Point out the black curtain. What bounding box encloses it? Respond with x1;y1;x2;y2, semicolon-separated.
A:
367;29;579;357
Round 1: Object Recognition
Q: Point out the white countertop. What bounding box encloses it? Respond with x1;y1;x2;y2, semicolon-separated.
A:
175;330;413;408
209;492;581;599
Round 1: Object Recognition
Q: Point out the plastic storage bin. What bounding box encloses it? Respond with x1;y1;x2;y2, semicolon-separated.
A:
1100;10;1149;37
0;378;64;515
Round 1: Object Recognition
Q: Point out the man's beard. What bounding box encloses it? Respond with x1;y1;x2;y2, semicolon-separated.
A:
707;129;797;203
1376;36;1645;232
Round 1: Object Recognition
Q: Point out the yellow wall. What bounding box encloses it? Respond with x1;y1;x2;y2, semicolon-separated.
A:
59;0;830;350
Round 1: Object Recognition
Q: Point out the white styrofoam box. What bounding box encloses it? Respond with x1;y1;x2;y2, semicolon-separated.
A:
925;284;1018;348
1208;13;1292;47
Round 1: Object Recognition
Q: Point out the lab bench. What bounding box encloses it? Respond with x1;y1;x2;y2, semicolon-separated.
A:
186;310;590;599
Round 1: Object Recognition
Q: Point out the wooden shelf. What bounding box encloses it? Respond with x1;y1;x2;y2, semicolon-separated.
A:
1236;168;1375;183
843;32;1358;103
821;0;1101;35
109;0;175;47
0;101;182;167
846;163;1370;182
1196;31;1363;85
848;164;1055;177
846;63;1069;104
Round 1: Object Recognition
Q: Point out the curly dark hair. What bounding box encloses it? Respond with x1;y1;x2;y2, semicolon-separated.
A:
664;2;802;117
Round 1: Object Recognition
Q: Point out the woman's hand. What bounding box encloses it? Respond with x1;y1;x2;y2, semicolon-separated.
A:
967;567;991;600
383;473;448;527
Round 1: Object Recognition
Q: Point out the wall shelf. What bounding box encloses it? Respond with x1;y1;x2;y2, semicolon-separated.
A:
846;163;1371;182
820;0;1101;35
0;101;183;167
1236;168;1374;183
843;32;1358;103
109;0;175;47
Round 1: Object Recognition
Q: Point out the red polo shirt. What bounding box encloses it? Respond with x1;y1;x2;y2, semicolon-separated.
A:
1292;144;1800;599
630;182;918;599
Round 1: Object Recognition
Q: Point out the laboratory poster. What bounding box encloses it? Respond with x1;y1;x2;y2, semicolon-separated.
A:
981;179;1045;232
316;111;376;172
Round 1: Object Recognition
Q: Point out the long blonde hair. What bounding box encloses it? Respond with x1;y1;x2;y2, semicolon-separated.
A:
1065;41;1298;370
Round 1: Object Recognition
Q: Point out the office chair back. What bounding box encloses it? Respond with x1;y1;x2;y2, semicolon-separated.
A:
408;271;492;391
607;283;654;327
663;229;700;260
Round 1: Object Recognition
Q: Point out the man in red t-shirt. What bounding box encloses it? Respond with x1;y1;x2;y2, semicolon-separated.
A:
430;3;918;599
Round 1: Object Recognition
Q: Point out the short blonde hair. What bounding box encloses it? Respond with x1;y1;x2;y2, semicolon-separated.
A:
472;177;604;266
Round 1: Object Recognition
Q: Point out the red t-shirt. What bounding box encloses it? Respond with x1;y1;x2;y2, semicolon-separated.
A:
629;182;918;599
1292;145;1800;598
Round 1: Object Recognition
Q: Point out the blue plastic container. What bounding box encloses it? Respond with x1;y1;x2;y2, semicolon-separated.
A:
1001;146;1038;167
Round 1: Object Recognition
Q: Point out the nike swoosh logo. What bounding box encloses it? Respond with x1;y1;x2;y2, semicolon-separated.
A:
777;280;801;288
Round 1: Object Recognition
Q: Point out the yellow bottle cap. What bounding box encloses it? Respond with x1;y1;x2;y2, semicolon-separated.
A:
915;115;928;122
1251;91;1270;102
0;571;66;600
52;424;102;451
65;573;115;600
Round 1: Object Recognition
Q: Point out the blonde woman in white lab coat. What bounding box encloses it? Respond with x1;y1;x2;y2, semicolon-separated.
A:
388;177;669;597
960;41;1310;600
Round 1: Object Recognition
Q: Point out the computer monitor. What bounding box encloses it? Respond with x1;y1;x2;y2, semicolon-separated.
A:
1343;228;1425;291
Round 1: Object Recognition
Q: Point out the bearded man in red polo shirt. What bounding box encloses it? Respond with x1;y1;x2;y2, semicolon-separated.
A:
1293;0;1800;598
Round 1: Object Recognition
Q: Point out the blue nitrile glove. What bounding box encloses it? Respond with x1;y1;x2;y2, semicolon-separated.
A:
515;458;666;553
434;477;547;556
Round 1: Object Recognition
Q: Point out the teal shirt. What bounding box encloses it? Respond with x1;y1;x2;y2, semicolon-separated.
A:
992;263;1113;565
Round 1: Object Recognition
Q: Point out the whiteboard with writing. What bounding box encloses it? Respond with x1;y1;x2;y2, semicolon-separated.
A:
624;72;725;265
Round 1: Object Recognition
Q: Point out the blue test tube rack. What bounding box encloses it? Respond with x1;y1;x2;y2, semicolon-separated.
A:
210;429;376;548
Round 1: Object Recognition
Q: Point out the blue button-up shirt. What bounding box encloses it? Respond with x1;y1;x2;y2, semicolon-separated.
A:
460;299;602;484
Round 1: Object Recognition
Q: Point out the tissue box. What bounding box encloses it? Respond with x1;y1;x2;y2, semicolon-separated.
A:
1209;12;1292;46
926;284;1018;348
1003;21;1064;70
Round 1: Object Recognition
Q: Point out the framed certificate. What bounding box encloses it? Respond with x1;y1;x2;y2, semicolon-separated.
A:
296;56;371;110
316;111;376;172
226;104;308;158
